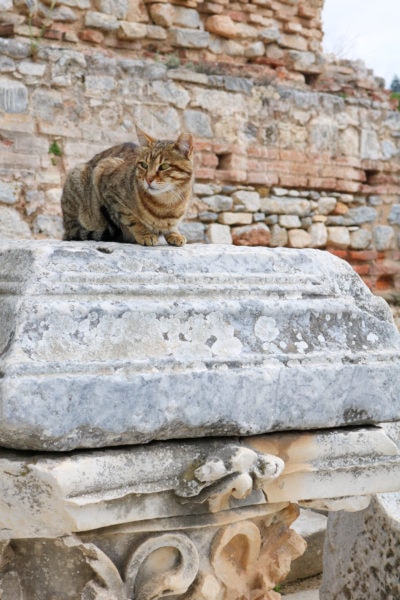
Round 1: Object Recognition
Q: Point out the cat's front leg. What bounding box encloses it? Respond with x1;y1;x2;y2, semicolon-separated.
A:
164;229;186;246
130;223;159;246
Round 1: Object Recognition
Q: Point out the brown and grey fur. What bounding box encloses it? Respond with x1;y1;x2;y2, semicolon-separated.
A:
61;128;194;246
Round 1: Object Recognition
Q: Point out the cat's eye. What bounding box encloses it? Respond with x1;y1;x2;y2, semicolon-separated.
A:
158;162;170;171
138;161;148;169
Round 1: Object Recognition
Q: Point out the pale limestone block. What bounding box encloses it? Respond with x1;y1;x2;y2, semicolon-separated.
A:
0;207;32;239
205;15;237;38
149;2;173;27
169;27;210;49
172;6;201;29
269;224;288;246
206;223;232;244
279;215;301;229
288;229;311;248
84;10;119;30
350;228;372;250
317;196;336;215
218;212;252;226
232;190;260;212
118;21;147;39
327;226;350;248
309;222;328;248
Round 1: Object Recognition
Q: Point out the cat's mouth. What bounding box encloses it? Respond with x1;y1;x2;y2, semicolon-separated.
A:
143;181;173;195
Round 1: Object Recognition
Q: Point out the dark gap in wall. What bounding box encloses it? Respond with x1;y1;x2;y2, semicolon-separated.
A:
216;153;233;170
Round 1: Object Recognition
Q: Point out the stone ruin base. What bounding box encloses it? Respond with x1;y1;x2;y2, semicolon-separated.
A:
0;241;400;599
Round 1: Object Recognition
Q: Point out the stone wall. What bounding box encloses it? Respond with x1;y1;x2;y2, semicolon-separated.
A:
0;0;399;308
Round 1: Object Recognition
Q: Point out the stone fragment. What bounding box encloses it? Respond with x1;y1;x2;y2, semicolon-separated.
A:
183;109;213;137
169;27;210;48
232;190;260;212
317;196;336;215
194;183;222;196
389;204;400;225
309;222;328;248
0;207;32;239
244;42;265;58
205;15;236;38
173;6;201;29
34;215;63;239
373;225;394;251
259;27;280;42
84;11;119;30
343;207;377;226
149;2;173;27
117;21;147;39
232;223;270;246
327;226;351;248
0;181;22;204
288;229;311;248
201;195;233;212
0;79;28;113
179;221;205;243
279;215;301;229
321;493;400;599
269;224;288;247
218;212;252;226
95;0;128;18
260;196;311;217
205;223;232;244
350;229;372;250
150;80;190;109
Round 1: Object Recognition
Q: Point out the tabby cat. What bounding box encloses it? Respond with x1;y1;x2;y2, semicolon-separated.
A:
61;128;194;246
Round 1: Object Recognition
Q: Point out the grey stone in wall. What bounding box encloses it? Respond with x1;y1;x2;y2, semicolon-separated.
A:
0;207;32;239
373;225;394;251
0;79;28;113
389;204;400;225
169;27;210;48
342;206;377;226
183;109;213;137
1;241;400;451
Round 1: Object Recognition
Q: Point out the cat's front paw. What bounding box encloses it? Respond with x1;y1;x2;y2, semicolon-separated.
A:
165;232;186;246
136;232;159;246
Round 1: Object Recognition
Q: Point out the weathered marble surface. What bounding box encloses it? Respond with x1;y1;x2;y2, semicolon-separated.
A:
1;240;400;451
320;492;400;599
0;424;399;540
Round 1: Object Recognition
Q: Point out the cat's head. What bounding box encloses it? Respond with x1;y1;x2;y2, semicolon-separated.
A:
134;128;194;196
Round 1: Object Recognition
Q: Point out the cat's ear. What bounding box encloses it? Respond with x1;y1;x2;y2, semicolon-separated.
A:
136;126;156;147
176;133;193;159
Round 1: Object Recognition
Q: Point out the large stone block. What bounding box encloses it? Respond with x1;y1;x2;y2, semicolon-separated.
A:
0;241;400;451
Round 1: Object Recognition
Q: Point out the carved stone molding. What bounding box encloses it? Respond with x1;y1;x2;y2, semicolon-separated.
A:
0;504;306;599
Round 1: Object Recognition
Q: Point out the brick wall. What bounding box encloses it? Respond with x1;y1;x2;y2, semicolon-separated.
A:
0;0;399;315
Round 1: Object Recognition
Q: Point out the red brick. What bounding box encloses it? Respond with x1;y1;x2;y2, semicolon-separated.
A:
218;153;248;170
79;29;104;44
247;171;278;186
336;180;363;193
279;174;308;187
327;248;348;260
194;167;216;180
321;165;366;182
308;177;337;190
225;10;247;22
198;152;219;168
193;139;213;152
247;145;270;159
348;250;378;262
352;264;370;276
215;169;247;183
0;24;14;37
247;158;267;172
43;28;63;41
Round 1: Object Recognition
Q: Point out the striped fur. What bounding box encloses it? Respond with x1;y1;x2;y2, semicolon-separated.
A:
61;129;194;246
